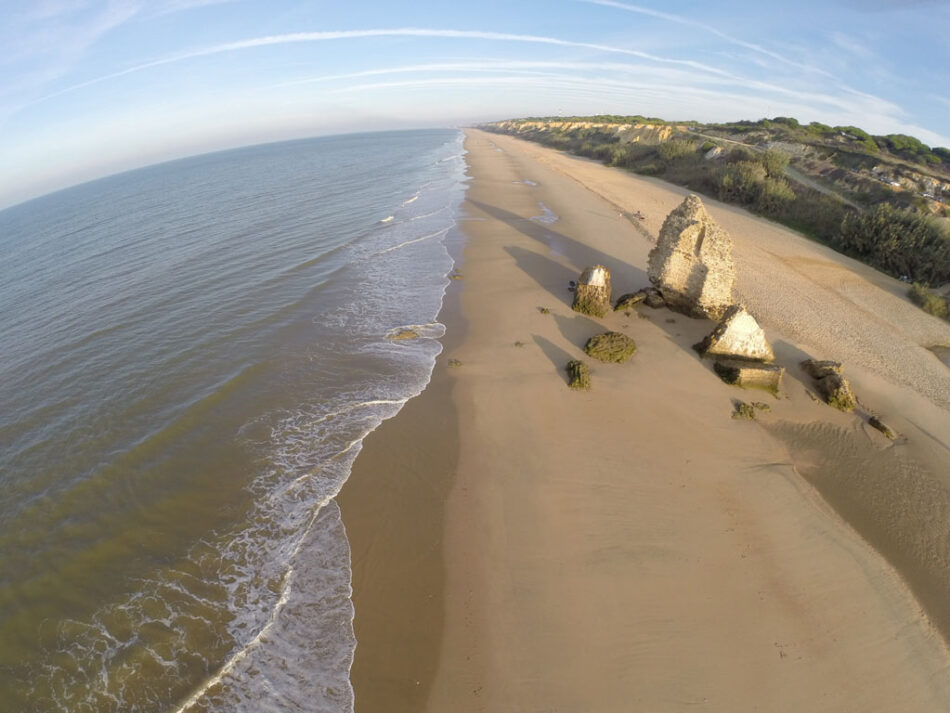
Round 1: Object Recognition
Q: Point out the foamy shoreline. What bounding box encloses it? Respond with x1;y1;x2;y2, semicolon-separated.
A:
343;129;950;712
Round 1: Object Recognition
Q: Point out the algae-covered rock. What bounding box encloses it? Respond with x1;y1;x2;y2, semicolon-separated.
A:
800;360;842;379
801;359;856;411
583;331;637;363
644;289;666;309
614;290;648;311
572;265;612;317
697;304;775;362
714;358;784;394
566;360;591;390
818;373;857;412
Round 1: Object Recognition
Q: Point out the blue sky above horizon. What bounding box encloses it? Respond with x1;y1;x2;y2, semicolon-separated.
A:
1;0;948;209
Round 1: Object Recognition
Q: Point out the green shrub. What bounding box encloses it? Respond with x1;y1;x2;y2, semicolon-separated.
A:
777;190;848;243
756;177;796;215
760;149;790;178
701;140;717;152
838;204;950;284
658;139;696;162
726;146;756;163
603;143;627;166
717;161;766;204
908;283;949;319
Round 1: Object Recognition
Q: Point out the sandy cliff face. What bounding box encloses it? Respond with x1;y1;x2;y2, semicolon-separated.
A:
493;120;674;145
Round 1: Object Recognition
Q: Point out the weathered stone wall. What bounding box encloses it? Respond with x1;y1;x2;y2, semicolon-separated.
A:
648;195;736;319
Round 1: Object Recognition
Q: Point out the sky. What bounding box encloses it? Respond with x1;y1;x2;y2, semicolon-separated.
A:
1;0;948;209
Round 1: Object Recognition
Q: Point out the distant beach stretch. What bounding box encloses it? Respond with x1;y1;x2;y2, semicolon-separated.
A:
342;129;950;711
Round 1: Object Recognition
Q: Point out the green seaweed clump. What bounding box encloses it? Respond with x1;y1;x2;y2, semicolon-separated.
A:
448;358;463;368
752;402;771;413
566;360;591;390
821;375;857;412
583;331;637;363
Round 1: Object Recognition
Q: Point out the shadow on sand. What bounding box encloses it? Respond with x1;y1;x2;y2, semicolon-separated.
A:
504;245;576;305
532;335;574;384
469;198;648;287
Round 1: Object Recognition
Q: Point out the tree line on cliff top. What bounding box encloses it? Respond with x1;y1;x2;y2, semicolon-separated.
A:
520;115;950;170
484;119;950;292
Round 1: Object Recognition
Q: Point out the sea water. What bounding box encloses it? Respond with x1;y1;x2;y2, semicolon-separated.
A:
0;129;466;712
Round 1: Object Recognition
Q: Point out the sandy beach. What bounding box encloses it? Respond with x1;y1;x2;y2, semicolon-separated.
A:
341;129;950;711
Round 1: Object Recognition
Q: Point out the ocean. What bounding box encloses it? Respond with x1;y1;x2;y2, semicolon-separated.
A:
0;129;467;712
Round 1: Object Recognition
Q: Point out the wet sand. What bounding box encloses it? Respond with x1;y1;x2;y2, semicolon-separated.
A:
341;129;950;711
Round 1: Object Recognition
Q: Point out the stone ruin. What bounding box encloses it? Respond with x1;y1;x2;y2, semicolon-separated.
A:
697;305;775;362
698;306;783;393
648;194;735;319
572;265;611;317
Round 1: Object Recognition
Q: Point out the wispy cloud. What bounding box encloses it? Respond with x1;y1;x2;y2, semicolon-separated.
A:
830;31;875;60
581;0;833;77
25;26;743;108
274;58;902;120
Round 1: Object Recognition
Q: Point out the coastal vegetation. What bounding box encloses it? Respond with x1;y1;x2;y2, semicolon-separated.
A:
481;115;950;312
908;282;950;320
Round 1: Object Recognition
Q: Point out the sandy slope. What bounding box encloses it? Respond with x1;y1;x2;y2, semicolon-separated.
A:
344;129;950;712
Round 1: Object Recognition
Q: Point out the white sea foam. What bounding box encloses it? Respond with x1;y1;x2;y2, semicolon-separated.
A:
22;128;469;713
409;205;449;221
376;227;449;255
379;215;394;223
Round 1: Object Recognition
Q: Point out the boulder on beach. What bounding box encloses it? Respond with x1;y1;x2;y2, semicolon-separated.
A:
584;331;637;363
697;304;775;362
648;195;736;319
614;290;648;311
572;265;612;317
614;288;664;311
800;360;842;379
801;359;857;412
566;359;591;390
644;289;666;308
714;358;784;394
